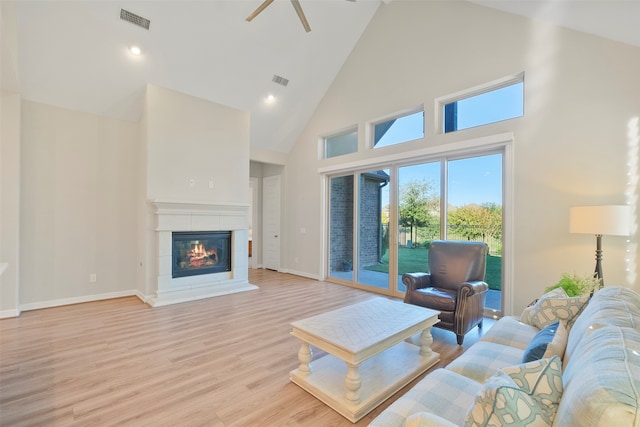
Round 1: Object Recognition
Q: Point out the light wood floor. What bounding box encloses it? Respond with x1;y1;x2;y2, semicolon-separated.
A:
1;270;493;426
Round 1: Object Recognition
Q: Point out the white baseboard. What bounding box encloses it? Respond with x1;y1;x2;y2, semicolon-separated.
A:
283;269;320;281
18;290;144;313
0;308;21;319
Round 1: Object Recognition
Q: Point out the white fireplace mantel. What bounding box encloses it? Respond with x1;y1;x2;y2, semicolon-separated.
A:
149;199;256;307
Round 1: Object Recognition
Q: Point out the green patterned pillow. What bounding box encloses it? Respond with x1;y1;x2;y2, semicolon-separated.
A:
520;288;566;325
464;356;563;427
529;294;589;329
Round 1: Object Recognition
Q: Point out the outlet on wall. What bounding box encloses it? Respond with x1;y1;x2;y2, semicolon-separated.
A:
189;178;196;188
89;273;97;283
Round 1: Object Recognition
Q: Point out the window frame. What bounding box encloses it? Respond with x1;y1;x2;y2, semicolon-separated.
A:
435;73;524;134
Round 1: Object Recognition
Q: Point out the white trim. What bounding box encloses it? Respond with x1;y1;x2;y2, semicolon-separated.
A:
0;308;21;319
502;142;515;316
318;132;513;175
18;290;145;313
282;269;321;281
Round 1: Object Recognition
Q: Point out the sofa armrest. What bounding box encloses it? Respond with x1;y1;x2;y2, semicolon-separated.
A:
402;272;432;292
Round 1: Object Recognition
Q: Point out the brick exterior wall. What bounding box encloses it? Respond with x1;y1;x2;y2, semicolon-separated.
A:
330;172;388;272
330;176;354;271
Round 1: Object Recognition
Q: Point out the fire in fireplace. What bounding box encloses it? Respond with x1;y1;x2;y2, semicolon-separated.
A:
172;231;232;278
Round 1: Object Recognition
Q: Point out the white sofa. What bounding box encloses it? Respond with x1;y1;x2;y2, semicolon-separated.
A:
368;286;640;427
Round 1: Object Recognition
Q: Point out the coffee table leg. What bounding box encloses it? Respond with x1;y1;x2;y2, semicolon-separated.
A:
344;363;362;404
297;341;313;376
419;327;433;357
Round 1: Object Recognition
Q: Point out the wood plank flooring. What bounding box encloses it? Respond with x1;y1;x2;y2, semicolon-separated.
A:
0;270;492;426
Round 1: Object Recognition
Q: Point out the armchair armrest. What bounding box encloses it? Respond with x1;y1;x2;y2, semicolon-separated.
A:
402;272;432;292
458;280;489;297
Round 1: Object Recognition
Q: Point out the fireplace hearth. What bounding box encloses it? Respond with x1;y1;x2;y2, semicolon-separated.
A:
172;231;231;278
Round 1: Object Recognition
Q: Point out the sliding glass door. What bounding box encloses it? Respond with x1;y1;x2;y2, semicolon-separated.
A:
326;151;504;315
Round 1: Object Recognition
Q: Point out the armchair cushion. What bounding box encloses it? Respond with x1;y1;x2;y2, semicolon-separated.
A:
412;288;457;311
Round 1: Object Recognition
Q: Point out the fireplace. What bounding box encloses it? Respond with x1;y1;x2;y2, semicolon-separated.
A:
172;231;232;278
151;201;255;307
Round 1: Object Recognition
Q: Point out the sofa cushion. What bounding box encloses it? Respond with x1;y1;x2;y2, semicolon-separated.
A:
446;341;525;383
404;412;458;427
481;316;539;350
368;368;482;427
464;356;563;427
556;325;640;427
522;321;567;363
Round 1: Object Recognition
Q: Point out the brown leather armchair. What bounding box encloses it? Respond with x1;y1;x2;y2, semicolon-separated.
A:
403;240;489;345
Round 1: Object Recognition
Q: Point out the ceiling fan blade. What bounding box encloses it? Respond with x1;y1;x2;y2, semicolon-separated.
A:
246;0;276;22
290;0;311;32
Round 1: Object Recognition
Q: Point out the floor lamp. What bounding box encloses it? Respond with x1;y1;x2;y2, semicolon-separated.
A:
569;205;630;288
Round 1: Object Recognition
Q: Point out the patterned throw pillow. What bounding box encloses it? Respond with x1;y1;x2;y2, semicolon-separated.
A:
520;288;567;325
464;356;563;427
522;321;568;363
529;294;590;329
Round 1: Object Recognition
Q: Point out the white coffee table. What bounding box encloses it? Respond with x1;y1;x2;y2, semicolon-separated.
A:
289;297;440;422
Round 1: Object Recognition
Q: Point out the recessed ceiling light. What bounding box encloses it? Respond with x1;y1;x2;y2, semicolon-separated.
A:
129;45;142;56
266;94;276;104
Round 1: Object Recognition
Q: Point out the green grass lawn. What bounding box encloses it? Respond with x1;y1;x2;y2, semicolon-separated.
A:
364;246;502;291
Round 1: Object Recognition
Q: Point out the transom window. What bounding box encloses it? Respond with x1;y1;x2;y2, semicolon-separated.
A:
324;127;358;159
440;75;524;133
372;109;424;149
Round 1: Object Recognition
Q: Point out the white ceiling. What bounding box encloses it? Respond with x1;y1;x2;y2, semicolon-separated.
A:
10;0;640;154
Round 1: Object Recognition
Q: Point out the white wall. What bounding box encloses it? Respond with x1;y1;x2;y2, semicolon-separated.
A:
19;101;140;307
144;85;250;204
0;0;22;317
0;94;21;316
285;1;640;313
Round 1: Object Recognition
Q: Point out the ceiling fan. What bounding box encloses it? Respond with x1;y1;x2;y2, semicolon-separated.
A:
246;0;312;32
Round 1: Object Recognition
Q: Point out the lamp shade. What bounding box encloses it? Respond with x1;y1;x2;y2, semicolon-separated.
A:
569;205;630;236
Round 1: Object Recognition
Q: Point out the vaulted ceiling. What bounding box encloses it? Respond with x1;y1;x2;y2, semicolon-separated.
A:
6;0;640;154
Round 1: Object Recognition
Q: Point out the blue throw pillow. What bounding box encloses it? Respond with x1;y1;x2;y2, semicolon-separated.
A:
522;321;566;363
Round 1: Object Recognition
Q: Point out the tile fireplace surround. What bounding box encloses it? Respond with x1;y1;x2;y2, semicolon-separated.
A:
151;200;257;307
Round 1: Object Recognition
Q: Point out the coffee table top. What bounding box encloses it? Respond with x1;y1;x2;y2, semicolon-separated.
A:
290;297;439;361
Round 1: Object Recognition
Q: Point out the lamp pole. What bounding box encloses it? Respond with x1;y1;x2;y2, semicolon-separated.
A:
594;234;604;288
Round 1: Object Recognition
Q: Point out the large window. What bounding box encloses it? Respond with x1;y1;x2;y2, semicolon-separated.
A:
441;76;524;133
372;109;424;149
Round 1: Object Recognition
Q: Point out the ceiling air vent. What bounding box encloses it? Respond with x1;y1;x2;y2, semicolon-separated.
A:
272;75;290;87
120;9;151;30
